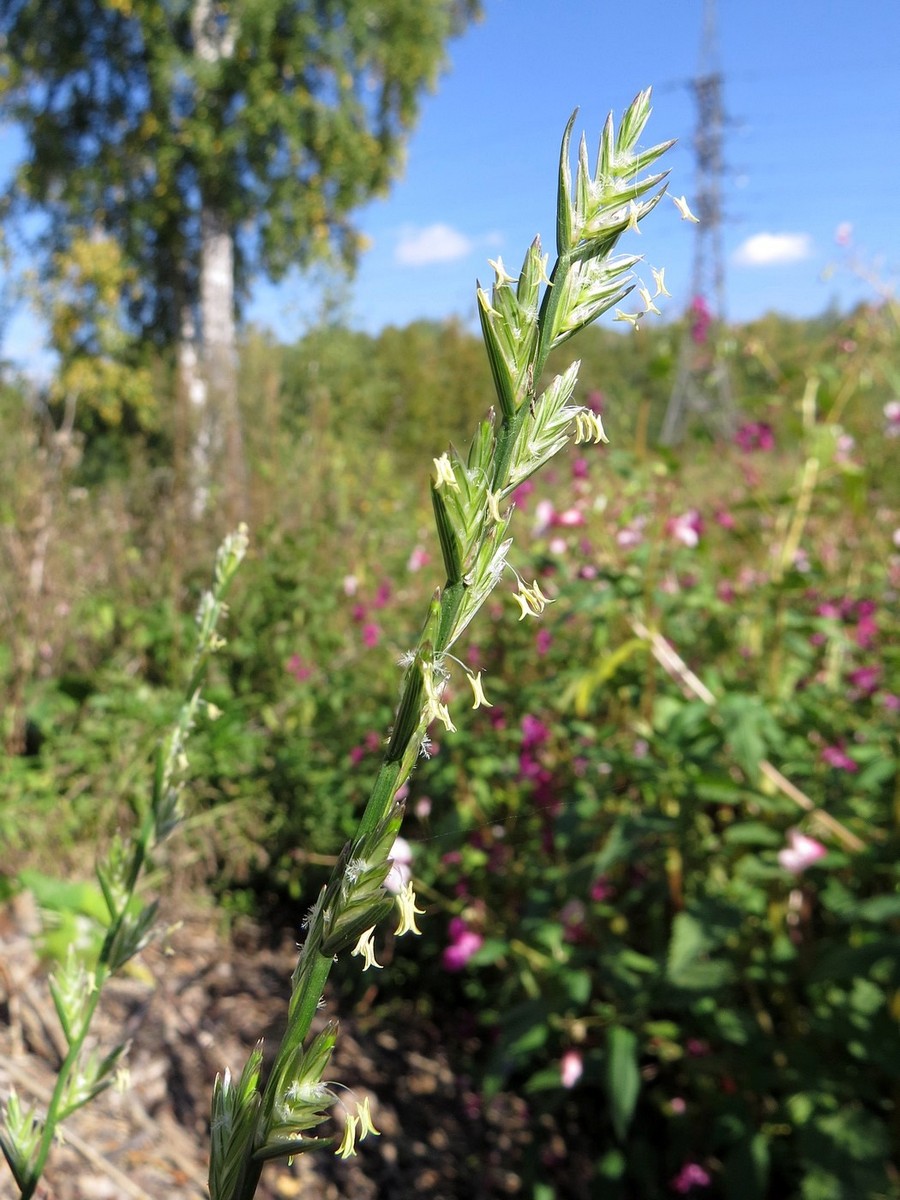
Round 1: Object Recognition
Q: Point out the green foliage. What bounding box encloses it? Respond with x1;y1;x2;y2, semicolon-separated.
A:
3;283;898;1196
41;234;157;431
395;408;898;1197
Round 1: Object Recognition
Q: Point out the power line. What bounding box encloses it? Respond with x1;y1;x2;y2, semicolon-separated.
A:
660;0;738;445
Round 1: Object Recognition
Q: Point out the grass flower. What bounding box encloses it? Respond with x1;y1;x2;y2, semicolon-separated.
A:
671;194;700;222
204;92;673;1200
350;927;382;971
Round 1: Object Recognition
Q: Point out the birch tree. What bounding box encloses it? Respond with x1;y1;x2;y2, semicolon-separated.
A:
0;0;480;511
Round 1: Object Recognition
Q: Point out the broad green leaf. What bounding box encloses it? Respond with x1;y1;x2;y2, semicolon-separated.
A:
605;1025;640;1142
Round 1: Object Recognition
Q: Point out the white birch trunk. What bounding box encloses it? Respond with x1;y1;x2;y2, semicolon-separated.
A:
180;0;243;519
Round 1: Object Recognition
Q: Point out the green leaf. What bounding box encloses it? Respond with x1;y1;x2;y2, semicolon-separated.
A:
18;869;110;926
724;1133;770;1200
855;894;900;923
605;1025;640;1142
666;911;734;991
722;821;782;847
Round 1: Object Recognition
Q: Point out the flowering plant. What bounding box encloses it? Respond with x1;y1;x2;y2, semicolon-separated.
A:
204;89;674;1200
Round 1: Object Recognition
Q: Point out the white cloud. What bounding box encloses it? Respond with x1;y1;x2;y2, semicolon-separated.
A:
734;232;813;267
395;223;473;266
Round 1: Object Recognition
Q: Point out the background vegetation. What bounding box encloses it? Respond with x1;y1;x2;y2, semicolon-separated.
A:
1;292;899;1198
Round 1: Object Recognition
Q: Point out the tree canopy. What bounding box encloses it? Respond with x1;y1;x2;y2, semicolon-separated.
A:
0;0;481;347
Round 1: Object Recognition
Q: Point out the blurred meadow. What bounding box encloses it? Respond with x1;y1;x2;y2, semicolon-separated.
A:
0;2;899;1197
3;293;899;1198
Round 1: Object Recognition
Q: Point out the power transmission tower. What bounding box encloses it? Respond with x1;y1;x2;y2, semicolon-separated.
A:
660;0;736;445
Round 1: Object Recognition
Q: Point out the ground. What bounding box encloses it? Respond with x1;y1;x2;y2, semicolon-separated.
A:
0;892;536;1200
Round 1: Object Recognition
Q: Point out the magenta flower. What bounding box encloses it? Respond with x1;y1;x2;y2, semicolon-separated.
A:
572;456;590;480
521;713;550;750
668;509;704;548
510;479;535;507
853;603;877;649
560;1049;584;1089
442;916;483;972
821;744;858;773
847;665;880;694
734;421;774;453
778;829;827;873
535;628;553;656
286;653;312;682
671;1162;711;1194
590;875;614;903
689;295;711;345
362;622;381;648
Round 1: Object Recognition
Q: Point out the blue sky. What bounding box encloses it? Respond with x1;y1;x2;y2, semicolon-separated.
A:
3;0;899;366
247;0;896;340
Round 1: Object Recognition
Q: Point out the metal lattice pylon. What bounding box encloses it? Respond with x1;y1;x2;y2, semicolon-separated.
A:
660;0;737;445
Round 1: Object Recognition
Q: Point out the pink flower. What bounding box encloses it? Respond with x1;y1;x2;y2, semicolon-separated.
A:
407;546;430;572
689;295;711;345
286;653;312;682
821;744;858;773
671;1162;711;1194
560;1049;583;1089
617;516;647;548
668;509;704;548
556;507;585;528
734;421;774;453
590;876;614;903
884;400;900;438
685;1038;711;1058
778;829;827;874
442;917;483;971
385;836;413;893
534;499;556;534
535;628;553;656
511;479;535;507
847;665;880;694
362;622;381;648
572;457;590;480
669;1097;687;1115
521;714;550;750
835;433;856;466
